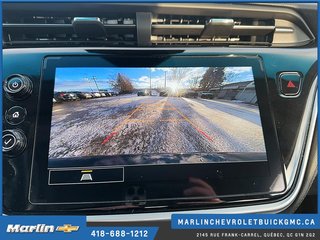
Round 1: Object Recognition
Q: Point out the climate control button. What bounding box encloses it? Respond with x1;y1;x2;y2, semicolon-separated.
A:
2;130;27;155
3;74;33;100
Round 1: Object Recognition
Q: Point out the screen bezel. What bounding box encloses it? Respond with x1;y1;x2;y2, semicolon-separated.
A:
29;54;286;205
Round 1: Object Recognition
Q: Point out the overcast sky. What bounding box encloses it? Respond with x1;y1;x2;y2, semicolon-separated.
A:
54;67;254;92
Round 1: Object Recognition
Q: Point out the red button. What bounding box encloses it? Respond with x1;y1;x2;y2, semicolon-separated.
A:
279;72;302;97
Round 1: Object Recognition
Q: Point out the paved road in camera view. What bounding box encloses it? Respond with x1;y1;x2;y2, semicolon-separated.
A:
49;95;266;159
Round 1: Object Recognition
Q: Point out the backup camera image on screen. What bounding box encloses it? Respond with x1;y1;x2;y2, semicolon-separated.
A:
49;66;267;166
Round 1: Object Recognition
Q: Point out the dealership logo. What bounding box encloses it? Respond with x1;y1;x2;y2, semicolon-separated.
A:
6;224;79;233
56;224;80;233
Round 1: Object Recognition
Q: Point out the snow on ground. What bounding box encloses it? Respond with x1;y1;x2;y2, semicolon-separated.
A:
49;95;266;159
182;97;266;152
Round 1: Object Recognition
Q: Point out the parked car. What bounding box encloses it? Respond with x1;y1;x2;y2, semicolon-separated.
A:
200;92;214;99
77;92;92;99
54;92;72;101
159;91;168;97
184;91;198;98
137;91;147;96
93;92;102;98
150;90;159;96
109;91;119;96
101;91;111;97
69;93;80;101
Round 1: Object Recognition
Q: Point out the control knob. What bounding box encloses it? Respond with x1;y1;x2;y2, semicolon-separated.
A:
3;74;33;100
2;129;27;155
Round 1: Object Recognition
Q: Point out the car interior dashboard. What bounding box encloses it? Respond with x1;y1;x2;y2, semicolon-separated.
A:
2;3;318;217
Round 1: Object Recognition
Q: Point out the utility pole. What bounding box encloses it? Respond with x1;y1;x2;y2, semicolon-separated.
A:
92;76;100;92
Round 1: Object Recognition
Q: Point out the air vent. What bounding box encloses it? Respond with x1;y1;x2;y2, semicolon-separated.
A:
3;15;137;48
151;16;276;46
151;15;313;47
2;4;315;48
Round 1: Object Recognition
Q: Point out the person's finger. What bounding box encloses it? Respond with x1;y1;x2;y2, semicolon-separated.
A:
189;177;216;193
183;186;214;197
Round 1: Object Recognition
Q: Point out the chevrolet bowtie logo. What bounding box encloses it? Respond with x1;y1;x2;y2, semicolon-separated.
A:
56;224;79;233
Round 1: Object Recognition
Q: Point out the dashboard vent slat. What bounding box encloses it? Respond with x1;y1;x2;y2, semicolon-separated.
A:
3;23;137;35
152;24;275;36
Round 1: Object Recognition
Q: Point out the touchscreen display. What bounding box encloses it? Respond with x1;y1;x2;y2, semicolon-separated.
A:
49;66;267;167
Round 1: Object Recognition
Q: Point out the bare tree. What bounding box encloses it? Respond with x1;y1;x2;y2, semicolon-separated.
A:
189;75;202;89
168;68;189;85
110;73;134;94
167;68;204;90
